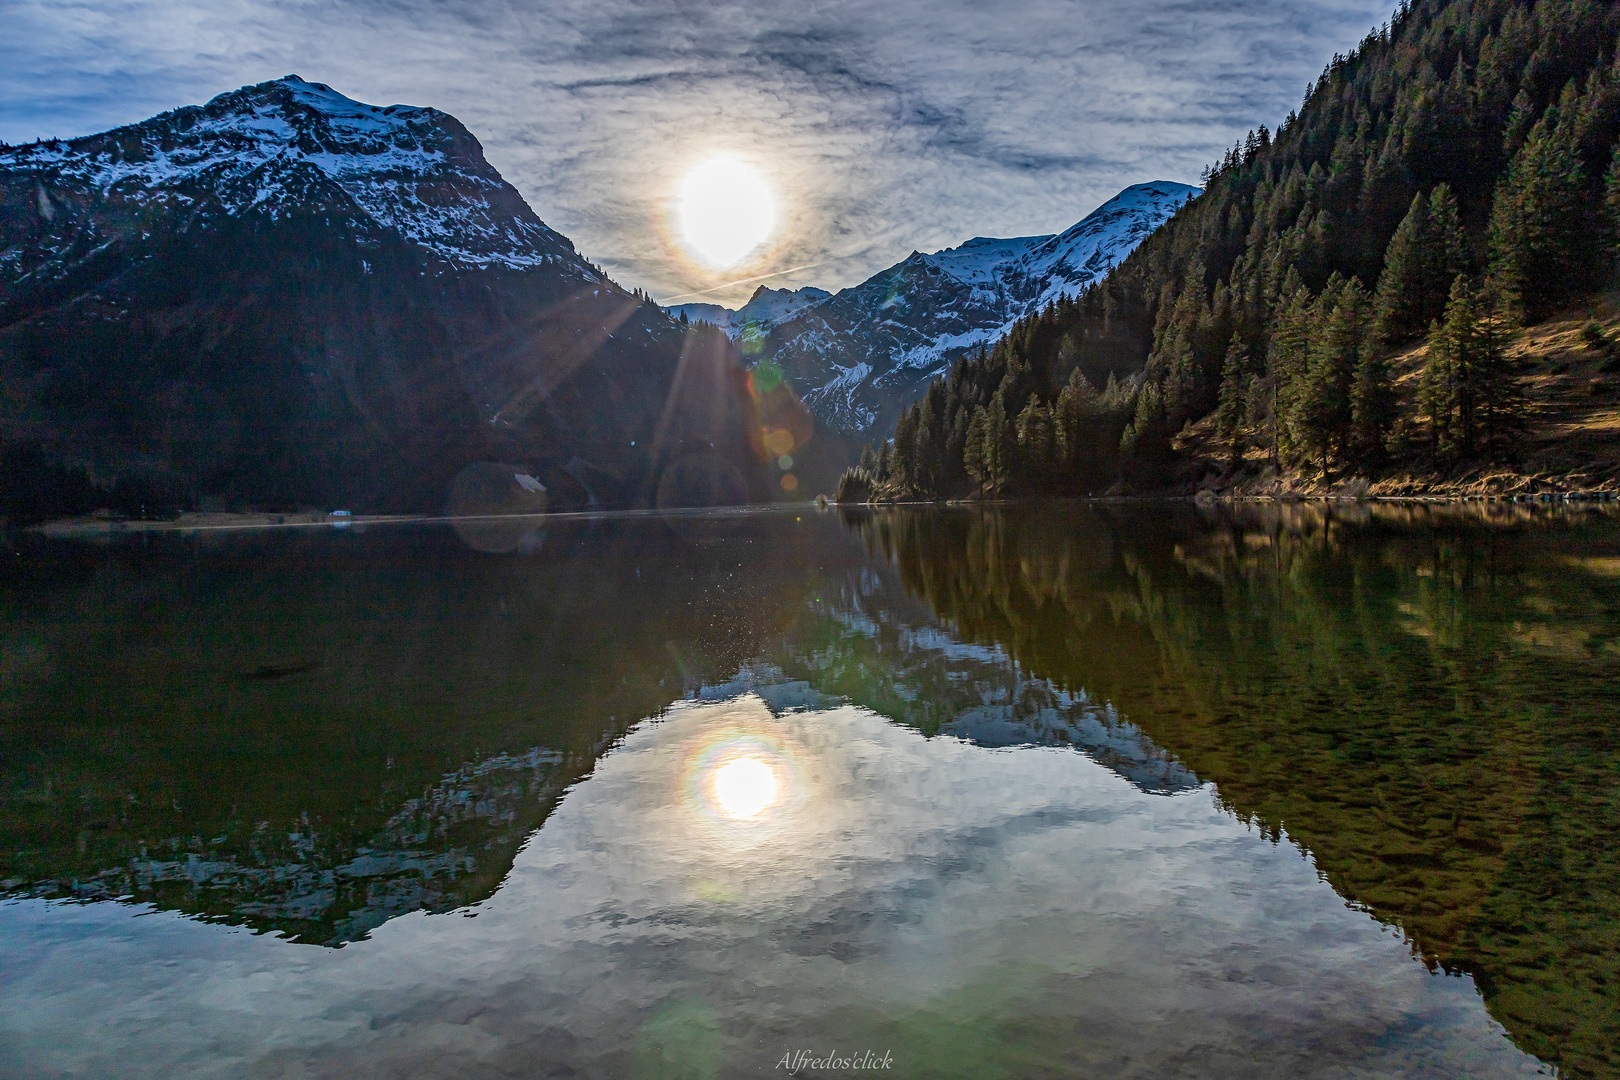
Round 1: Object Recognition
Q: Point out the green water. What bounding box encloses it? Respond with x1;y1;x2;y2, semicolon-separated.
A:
1;503;1615;1077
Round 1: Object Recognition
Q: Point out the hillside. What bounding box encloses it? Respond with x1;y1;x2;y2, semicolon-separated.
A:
0;77;791;520
844;0;1620;504
1178;291;1620;496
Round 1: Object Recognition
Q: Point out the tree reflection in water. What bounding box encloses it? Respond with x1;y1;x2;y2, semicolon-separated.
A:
839;501;1620;1079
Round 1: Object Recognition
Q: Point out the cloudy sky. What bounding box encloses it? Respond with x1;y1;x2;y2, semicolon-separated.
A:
2;0;1392;306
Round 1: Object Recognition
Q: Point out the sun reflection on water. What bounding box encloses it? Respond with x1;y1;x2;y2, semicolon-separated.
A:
712;756;779;819
678;721;807;846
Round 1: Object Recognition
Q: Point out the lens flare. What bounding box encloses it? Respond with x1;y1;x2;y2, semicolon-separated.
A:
679;157;774;268
712;756;779;819
763;428;795;456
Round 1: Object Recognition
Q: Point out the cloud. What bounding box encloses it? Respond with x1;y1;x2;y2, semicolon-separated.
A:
1;0;1393;305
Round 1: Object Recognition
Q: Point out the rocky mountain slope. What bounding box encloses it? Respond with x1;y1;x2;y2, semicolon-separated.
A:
666;182;1196;438
1;77;786;518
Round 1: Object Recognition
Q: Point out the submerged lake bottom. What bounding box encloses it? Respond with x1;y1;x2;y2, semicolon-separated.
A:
2;503;1615;1078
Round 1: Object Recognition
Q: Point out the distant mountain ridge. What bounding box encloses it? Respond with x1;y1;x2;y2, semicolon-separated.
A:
664;182;1197;436
1;77;782;518
667;285;831;336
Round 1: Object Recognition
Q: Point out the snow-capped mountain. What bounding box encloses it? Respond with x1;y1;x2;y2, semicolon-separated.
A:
667;285;831;337
722;181;1198;435
3;75;589;280
1;78;778;516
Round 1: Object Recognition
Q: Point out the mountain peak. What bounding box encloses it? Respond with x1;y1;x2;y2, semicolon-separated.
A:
760;180;1199;434
6;76;581;272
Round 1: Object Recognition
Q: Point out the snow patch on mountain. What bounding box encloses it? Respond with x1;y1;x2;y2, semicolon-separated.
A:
922;235;1051;286
800;362;875;431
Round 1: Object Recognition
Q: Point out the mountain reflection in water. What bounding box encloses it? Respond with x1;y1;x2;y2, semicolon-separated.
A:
0;503;1615;1078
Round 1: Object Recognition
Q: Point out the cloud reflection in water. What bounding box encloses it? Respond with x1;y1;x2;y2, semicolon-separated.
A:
0;690;1544;1078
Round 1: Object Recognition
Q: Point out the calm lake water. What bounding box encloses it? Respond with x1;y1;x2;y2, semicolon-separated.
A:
2;503;1617;1078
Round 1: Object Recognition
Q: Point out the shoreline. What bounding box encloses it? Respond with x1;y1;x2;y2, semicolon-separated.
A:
25;490;1619;540
23;503;821;540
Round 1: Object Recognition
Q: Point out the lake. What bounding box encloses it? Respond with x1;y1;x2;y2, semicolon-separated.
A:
2;502;1616;1078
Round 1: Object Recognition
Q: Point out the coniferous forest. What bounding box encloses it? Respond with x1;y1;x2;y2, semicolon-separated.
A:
840;0;1620;502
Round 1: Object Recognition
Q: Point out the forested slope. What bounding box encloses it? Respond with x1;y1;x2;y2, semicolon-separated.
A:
844;0;1620;501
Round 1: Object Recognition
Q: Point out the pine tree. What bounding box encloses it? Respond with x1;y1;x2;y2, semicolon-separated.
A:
912;381;948;497
1268;273;1314;467
835;468;871;503
1488;89;1599;321
1418;311;1458;458
1350;334;1395;466
1373;191;1432;340
1428;184;1465;278
1015;393;1054;484
892;408;919;494
1420;276;1519;460
964;407;989;493
1054;368;1100;473
1055;333;1080;378
1214;336;1252;467
1293;276;1369;478
1373;185;1467;344
1120;383;1170;478
913;410;937;497
1469;292;1524;460
1607;145;1620;274
983;390;1014;493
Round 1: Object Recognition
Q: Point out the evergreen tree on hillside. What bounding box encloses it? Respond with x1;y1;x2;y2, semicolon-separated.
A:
1016;394;1055;482
1268;275;1317;466
1488;85;1602;321
1120;382;1171;480
1215;336;1254;467
1350;331;1396;465
963;409;988;494
835;467;871;504
1293;276;1372;477
891;407;918;494
1373;184;1467;344
1054;367;1100;471
1607;145;1620;260
982;390;1015;494
1421;275;1522;460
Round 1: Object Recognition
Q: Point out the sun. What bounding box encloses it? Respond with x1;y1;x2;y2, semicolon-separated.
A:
678;157;775;268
